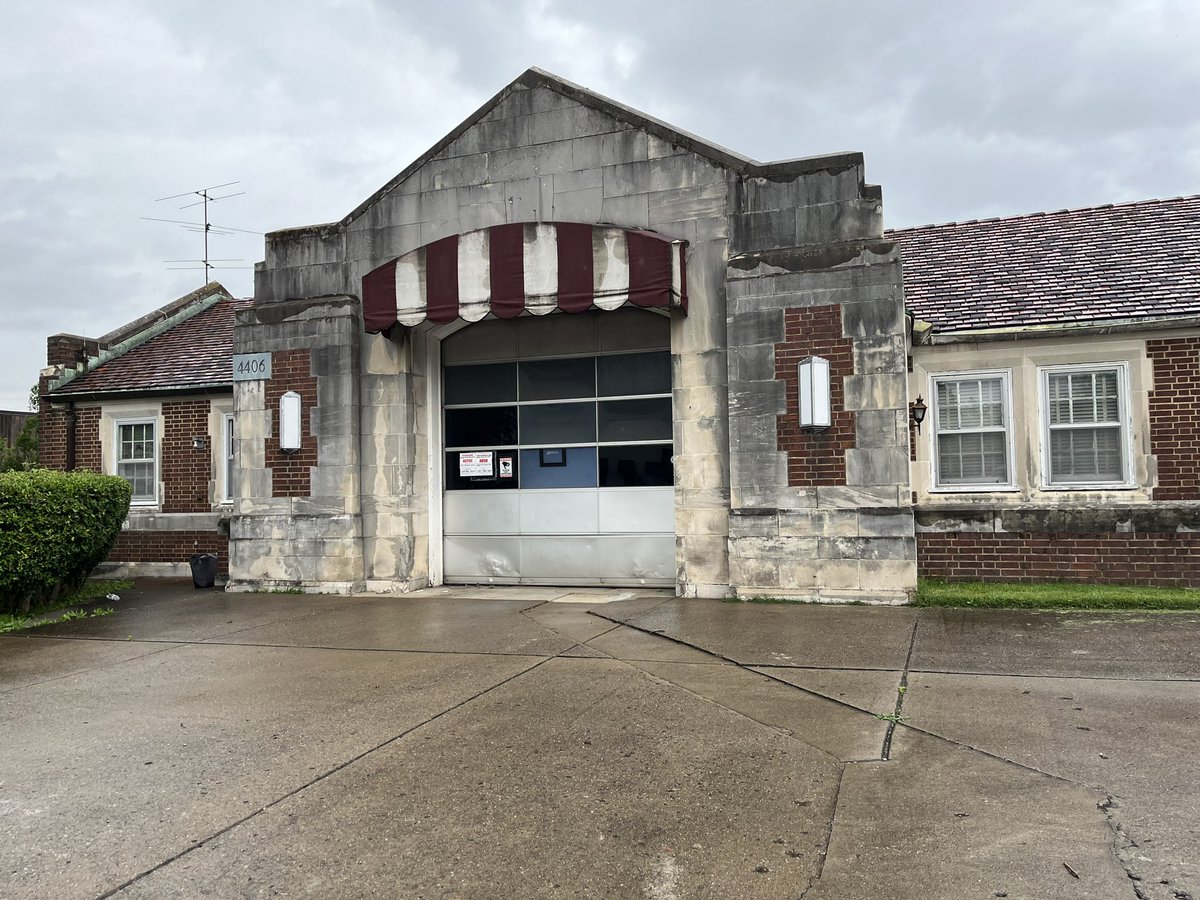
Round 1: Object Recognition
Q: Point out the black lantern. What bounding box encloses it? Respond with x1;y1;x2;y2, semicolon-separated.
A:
909;395;928;433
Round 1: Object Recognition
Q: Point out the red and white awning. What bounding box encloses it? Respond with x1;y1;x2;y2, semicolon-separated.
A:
362;222;687;332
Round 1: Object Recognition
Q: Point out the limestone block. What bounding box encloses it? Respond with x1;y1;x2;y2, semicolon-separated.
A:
673;347;728;388
600;194;649;228
734;483;818;511
420;152;490;192
778;509;860;538
673;453;729;491
816;484;902;509
648;182;728;225
389;189;460;226
647;134;679;160
528;104;618;144
854;409;905;449
445;115;530;157
730;450;790;497
810;559;861;591
603;155;722;198
490;141;575;182
674;385;724;420
674;507;730;537
820;536;914;561
554;169;604;193
288;496;348;516
552;188;603;222
732;209;796;253
843;373;906;411
727;380;786;418
852;334;907;376
694;216;729;242
728;511;779;538
420;219;462;246
599;130;649;167
680;533;729;585
309;465;359;500
841;297;905;340
728;553;779;592
727;306;784;348
795;199;883;244
845;447;910;487
728;415;779;453
860;558;917;594
727;344;775;383
458;202;507;232
858;508;915;538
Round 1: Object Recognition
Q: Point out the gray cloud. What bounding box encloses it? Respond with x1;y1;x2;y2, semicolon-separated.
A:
1;0;1197;410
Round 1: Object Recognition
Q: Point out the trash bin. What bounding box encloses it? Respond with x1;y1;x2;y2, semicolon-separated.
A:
189;553;218;589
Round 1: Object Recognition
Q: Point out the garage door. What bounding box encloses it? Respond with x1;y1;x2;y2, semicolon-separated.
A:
441;311;675;586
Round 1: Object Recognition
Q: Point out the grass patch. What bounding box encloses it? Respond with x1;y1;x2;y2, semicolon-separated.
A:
0;579;132;633
915;578;1200;610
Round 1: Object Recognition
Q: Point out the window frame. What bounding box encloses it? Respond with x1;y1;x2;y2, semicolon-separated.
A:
1038;362;1134;490
928;369;1017;492
114;417;158;506
223;413;235;502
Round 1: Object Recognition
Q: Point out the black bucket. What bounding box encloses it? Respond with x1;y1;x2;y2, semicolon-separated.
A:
189;553;218;589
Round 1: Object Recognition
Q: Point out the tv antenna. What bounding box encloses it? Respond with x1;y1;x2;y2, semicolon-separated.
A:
142;181;260;283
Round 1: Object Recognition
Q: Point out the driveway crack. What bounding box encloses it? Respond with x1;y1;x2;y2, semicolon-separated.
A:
880;617;919;760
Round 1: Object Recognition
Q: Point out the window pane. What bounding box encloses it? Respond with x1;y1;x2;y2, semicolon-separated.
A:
598;398;672;442
519;447;598;488
118;461;154;501
445;407;518;447
599;444;673;487
1048;370;1121;425
597;351;671;397
937;432;1007;485
518;357;595;401
1049;427;1123;482
444;363;517;405
445;451;519;490
519;402;596;444
937;378;1003;431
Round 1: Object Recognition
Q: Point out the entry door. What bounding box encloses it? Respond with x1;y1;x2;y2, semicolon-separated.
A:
441;312;675;586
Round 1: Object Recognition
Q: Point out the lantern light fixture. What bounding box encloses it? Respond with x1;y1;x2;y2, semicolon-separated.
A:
797;356;831;432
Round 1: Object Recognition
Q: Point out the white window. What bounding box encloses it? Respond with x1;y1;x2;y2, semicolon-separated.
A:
115;419;157;504
1040;363;1132;488
223;414;235;502
931;371;1014;489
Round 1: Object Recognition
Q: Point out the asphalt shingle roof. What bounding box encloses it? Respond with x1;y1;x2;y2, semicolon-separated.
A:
52;297;253;396
888;195;1200;334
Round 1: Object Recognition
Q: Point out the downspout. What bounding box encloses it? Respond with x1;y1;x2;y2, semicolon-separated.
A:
65;402;77;470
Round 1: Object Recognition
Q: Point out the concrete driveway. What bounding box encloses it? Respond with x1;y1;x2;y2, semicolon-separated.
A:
1;581;1197;899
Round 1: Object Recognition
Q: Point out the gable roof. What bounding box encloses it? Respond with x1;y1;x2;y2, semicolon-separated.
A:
890;195;1200;336
337;67;865;229
49;291;251;399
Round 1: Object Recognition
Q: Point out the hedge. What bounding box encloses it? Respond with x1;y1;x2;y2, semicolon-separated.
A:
0;470;132;615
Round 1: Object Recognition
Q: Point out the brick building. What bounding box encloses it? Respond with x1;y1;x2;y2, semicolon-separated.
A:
40;282;248;578
38;71;1200;596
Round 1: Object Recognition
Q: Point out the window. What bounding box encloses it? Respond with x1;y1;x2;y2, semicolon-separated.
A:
931;372;1014;489
1040;364;1131;487
116;419;156;504
224;414;235;502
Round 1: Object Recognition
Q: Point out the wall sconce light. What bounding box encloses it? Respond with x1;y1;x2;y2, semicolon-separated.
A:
192;436;207;450
909;395;928;433
798;356;831;431
279;391;302;453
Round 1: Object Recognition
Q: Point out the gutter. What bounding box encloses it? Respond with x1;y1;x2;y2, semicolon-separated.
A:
913;315;1200;345
47;383;234;404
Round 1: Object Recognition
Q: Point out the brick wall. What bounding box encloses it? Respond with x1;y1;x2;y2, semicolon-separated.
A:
162;399;212;512
1147;336;1200;500
774;305;855;486
918;532;1200;588
264;348;318;497
111;531;230;575
75;408;102;471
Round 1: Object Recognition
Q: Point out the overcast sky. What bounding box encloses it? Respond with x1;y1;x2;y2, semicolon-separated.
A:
2;0;1198;411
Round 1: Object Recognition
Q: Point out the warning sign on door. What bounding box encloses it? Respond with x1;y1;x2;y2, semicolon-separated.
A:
498;456;513;478
458;451;494;477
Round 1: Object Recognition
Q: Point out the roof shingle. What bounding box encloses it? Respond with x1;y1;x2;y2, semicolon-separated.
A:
51;297;253;396
888;195;1200;333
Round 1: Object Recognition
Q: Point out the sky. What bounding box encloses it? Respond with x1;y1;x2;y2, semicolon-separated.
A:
2;0;1198;411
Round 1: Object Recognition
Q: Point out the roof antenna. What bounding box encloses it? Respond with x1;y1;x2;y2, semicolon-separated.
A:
142;182;260;284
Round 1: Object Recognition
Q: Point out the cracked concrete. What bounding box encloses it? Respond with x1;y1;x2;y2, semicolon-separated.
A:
1;580;1194;898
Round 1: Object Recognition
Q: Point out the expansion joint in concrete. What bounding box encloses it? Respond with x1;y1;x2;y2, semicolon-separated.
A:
796;764;846;899
881;617;919;760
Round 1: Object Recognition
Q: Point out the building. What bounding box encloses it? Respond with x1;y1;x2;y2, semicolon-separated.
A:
40;283;246;578
895;195;1200;587
38;70;1200;597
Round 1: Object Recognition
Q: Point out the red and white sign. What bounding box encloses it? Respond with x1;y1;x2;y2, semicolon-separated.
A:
458;451;494;477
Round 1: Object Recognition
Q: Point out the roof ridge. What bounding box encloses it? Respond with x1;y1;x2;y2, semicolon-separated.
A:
886;193;1200;236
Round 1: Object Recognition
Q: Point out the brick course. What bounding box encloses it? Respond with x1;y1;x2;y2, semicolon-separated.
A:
161;399;212;512
1147;336;1200;500
918;531;1200;588
111;531;230;575
264;349;318;497
774;305;855;486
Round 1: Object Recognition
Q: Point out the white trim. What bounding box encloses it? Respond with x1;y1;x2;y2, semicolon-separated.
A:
223;413;235;502
1037;361;1135;490
426;319;472;587
113;416;158;506
928;369;1016;492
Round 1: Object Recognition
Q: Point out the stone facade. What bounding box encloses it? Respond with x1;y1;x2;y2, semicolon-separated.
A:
234;69;918;601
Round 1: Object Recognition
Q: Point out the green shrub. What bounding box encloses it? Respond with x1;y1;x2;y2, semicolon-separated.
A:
0;470;132;615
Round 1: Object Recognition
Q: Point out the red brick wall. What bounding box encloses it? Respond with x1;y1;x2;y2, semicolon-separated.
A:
111;531;230;575
918;532;1200;588
75;408;102;472
162;399;212;512
264;349;318;497
775;305;855;486
1147;336;1200;501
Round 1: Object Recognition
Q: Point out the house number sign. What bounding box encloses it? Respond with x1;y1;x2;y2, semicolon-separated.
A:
233;353;272;381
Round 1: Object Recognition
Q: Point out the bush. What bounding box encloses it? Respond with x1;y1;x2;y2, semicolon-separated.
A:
0;469;132;615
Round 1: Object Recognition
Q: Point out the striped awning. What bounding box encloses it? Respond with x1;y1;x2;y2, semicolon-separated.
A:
362;222;687;332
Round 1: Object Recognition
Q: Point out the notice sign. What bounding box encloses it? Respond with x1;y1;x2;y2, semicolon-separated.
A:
498;456;514;478
459;451;494;478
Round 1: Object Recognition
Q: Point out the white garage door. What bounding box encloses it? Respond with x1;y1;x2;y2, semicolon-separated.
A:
441;311;675;586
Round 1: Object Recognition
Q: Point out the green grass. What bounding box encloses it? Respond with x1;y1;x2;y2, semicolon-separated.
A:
0;579;132;633
915;578;1200;610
